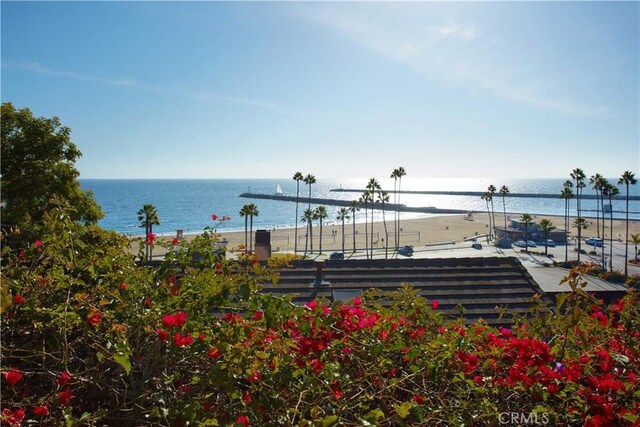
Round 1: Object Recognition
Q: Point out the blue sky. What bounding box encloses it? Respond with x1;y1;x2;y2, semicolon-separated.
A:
2;1;638;180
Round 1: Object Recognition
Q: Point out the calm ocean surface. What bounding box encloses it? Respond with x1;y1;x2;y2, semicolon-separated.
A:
80;178;640;236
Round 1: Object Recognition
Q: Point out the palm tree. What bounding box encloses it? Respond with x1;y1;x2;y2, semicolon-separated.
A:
390;168;400;248
337;207;350;254
482;192;492;240
315;205;328;254
293;172;304;254
571;168;586;258
597;178;610;268
239;205;250;253
396;167;407;247
499;185;510;241
349;200;360;253
630;233;640;263
520;213;534;254
573;217;589;262
359;190;372;259
487;185;497;240
377;190;390;259
301;208;314;255
619;171;637;277
303;174;316;211
589;174;605;238
539;218;556;256
560;181;574;263
603;182;619;271
137;204;160;262
366;178;381;258
246;204;259;253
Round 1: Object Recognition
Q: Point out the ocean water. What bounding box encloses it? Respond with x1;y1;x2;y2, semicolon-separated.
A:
80;178;640;236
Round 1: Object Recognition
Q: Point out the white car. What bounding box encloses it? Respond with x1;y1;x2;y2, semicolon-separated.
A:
546;239;556;247
526;240;537;247
513;240;527;248
586;238;604;247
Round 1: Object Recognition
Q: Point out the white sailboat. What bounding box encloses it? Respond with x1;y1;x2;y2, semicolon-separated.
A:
275;183;283;195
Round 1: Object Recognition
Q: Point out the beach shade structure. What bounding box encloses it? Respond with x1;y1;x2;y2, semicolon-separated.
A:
255;229;272;261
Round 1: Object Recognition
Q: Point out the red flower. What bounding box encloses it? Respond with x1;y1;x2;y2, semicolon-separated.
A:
353;297;362;306
310;358;324;373
87;311;101;325
2;368;22;385
236;415;250;426
242;391;252;403
119;281;127;291
253;311;263;321
57;371;72;386
431;300;439;310
12;294;25;305
156;329;169;342
305;301;317;310
2;408;25;426
32;406;49;417
58;388;72;405
34;239;42;249
211;214;219;221
146;232;156;245
413;394;426;405
172;237;180;245
198;333;206;340
208;346;221;359
331;382;343;400
248;370;261;382
162;311;187;328
173;333;194;347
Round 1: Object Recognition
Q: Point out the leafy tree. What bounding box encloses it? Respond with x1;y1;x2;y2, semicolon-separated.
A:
349;200;360;253
337;207;350;254
303;174;316;211
539;218;556;256
239;204;250;252
487;185;497;240
0;102;104;227
619;171;637;277
482;192;493;241
573;217;589;261
292;172;304;254
315;206;328;254
520;213;534;254
301;208;314;256
395;167;407;247
137;204;160;262
631;233;640;263
366;178;381;258
246;204;259;253
377;190;390;259
571;168;586;259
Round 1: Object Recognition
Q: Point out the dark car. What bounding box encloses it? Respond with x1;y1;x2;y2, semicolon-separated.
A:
471;242;482;250
329;251;344;260
397;245;414;257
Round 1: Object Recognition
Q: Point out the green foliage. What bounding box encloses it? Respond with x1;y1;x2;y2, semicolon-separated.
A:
2;210;640;426
0;102;104;227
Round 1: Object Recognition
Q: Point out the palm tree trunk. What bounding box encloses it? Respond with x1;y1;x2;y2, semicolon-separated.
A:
364;202;369;259
609;195;614;272
149;224;154;261
244;217;248;253
341;219;345;254
319;220;323;254
352;212;356;253
309;219;314;254
294;183;299;254
382;203;388;259
624;185;630;277
249;216;254;253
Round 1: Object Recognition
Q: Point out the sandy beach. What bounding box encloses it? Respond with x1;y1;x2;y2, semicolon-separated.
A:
144;212;640;257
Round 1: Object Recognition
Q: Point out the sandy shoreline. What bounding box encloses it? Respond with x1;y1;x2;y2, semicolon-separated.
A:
141;212;640;257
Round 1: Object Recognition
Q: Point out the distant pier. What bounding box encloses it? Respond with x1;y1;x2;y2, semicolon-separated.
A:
238;193;469;214
329;188;639;201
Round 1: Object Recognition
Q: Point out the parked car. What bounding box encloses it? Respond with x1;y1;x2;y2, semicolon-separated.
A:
526;240;537;247
329;251;344;260
586;238;604;247
545;239;556;247
397;245;414;257
513;240;527;248
471;242;482;250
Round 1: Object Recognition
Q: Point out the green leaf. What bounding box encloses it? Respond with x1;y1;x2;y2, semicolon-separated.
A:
322;415;339;427
363;408;385;424
113;340;132;375
395;402;413;419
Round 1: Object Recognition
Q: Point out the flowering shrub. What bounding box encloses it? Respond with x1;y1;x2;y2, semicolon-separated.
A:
1;207;639;426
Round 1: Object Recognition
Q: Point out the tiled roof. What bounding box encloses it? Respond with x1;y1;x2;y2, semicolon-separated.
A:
262;257;549;326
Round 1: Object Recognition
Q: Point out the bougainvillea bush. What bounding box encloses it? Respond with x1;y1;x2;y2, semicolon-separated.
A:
2;208;639;426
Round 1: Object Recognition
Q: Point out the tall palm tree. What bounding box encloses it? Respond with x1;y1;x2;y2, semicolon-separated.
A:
246;203;259;253
499;185;510;241
560;181;574;263
571;168;586;258
630;233;640;264
303;174;316;211
619;171;637;277
603;182;619;271
239;205;250;253
481;192;492;240
539;218;556;256
315;205;328;254
360;190;372;259
293;172;304;254
573;217;589;262
301;208;314;255
349;200;360;253
377;190;390;259
396;167;407;247
137;204;160;262
597;178;610;267
366;178;381;258
520;213;534;254
487;185;497;240
390;168;400;248
337;207;350;254
589;174;605;238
